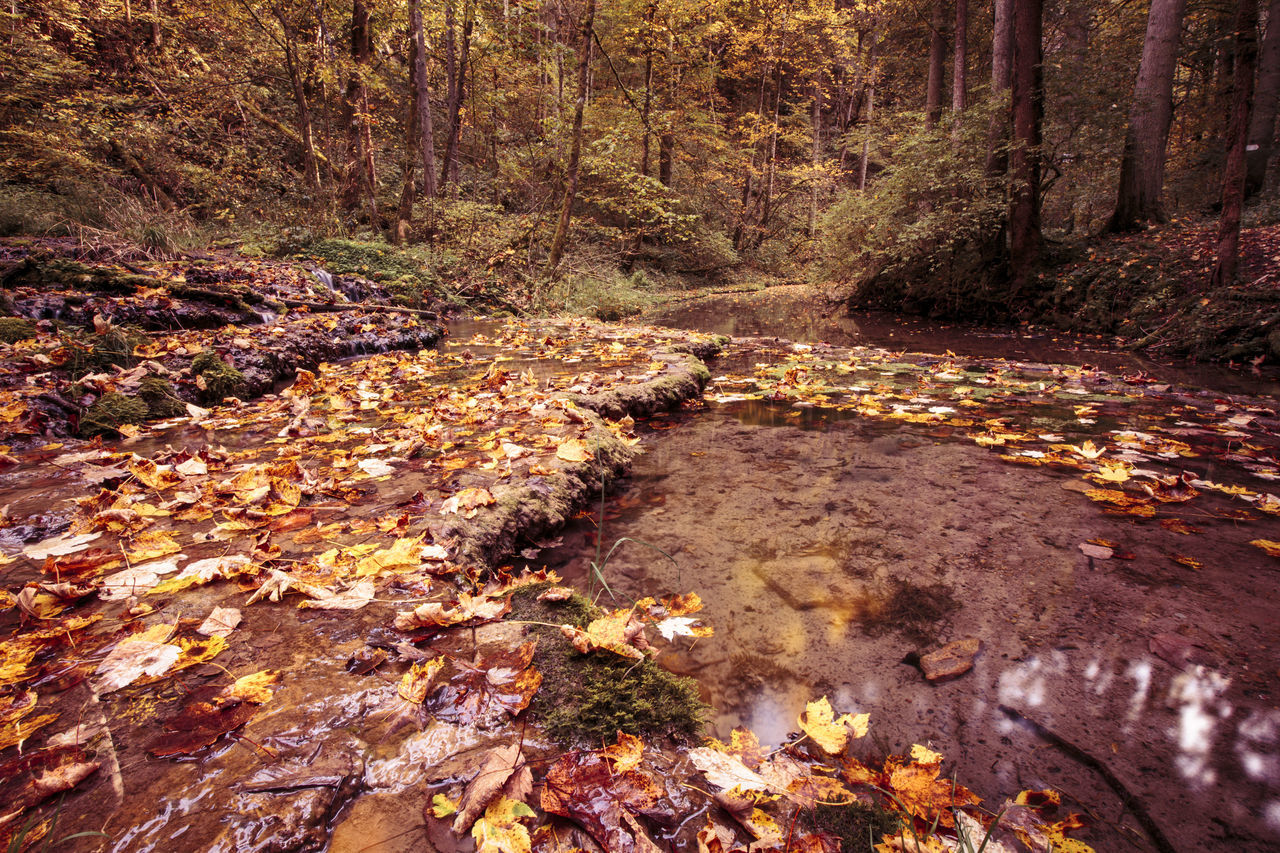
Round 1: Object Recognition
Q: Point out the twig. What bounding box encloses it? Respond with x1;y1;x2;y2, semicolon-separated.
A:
997;704;1178;853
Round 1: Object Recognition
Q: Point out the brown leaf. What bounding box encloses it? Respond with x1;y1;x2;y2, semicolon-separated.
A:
541;733;665;853
148;687;259;757
394;592;510;631
452;742;527;833
423;642;542;728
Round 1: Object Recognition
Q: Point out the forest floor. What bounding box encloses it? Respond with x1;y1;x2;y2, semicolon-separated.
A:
0;237;1277;853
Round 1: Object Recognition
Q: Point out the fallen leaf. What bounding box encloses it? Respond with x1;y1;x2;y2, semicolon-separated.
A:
197;606;242;638
394;592;510;630
452;741;529;833
93;637;181;693
223;670;279;704
22;532;101;561
555;438;592;463
797;697;869;754
299;578;375;610
541;732;665;853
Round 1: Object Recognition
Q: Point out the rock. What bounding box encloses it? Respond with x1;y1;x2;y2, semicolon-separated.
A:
919;637;982;682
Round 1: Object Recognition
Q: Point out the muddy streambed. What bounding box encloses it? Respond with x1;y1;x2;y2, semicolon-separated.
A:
499;291;1280;852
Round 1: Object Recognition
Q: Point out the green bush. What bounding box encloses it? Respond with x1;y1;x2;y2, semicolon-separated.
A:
191;351;245;403
818;101;1009;315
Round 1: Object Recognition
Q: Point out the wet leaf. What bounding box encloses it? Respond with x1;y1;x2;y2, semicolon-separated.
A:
797;696;868;755
439;487;496;518
560;609;650;659
22;532;100;561
0;746;100;817
689;747;771;793
299;578;375;610
452;741;529;833
1249;538;1280;557
431;792;459;819
472;796;535;853
398;657;447;704
394;592;510;630
93;635;182;693
555;438;592;463
224;670;279;704
0;711;59;751
197;606;242;638
423;642;541;728
148;687;259;757
541;732;665;853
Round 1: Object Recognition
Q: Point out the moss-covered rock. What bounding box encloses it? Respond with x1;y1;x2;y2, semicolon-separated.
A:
138;375;186;418
508;584;706;745
62;327;144;377
0;317;36;343
80;392;148;436
191;351;246;403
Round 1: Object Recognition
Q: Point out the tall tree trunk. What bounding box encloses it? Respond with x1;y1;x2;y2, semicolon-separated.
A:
394;73;419;246
952;0;968;120
269;9;321;192
439;0;473;194
409;0;437;199
544;0;597;276
640;0;657;177
985;0;1013;176
147;0;161;48
341;0;378;223
1008;0;1043;298
859;34;878;191
1212;0;1260;288
809;79;821;237
1245;0;1280;196
1106;0;1188;231
926;0;947;128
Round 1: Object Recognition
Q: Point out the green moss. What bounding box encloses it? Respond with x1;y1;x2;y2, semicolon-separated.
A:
80;392;148;437
191;351;246;403
63;327;144;377
804;802;902;853
508;584;706;745
0;317;36;343
138;375;186;418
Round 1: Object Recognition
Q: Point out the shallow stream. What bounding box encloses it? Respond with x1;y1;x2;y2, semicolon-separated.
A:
519;288;1280;852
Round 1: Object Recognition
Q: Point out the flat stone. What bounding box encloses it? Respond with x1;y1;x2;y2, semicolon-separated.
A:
920;637;982;681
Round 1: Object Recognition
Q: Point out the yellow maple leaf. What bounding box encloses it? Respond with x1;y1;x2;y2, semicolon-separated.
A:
126;530;182;563
224;670;279;704
555;438;592;463
471;797;534;853
797;696;869;754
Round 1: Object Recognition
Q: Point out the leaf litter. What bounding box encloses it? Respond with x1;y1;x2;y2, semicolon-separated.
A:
2;313;1265;850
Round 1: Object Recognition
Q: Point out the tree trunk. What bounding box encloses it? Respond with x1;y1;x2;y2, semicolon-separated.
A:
809;79;821;237
1212;0;1260;289
1107;0;1188;231
1245;0;1280;196
926;0;947;128
952;0;968;136
859;35;878;191
394;18;422;245
544;0;597;276
985;0;1013;176
439;0;473;194
1008;0;1042;298
341;0;378;223
409;0;437;200
281;37;321;191
640;0;657;177
147;0;161;48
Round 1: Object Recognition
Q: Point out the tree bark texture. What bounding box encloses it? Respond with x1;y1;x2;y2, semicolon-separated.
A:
952;0;968;118
985;0;1013;176
409;0;437;200
1008;0;1042;297
1107;0;1188;231
1212;0;1260;289
544;0;597;276
439;0;473;194
1245;0;1280;196
341;0;378;222
926;0;947;128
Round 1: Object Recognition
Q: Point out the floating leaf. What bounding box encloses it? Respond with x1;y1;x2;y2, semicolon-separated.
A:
797;696;869;755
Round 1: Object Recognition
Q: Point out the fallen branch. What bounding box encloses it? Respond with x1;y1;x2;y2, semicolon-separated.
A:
998;704;1178;853
278;299;440;320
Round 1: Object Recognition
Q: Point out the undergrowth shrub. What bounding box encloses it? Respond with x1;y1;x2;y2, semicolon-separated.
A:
819;102;1009;317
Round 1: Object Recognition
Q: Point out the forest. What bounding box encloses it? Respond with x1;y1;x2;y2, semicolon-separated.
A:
2;2;1280;853
2;0;1279;353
